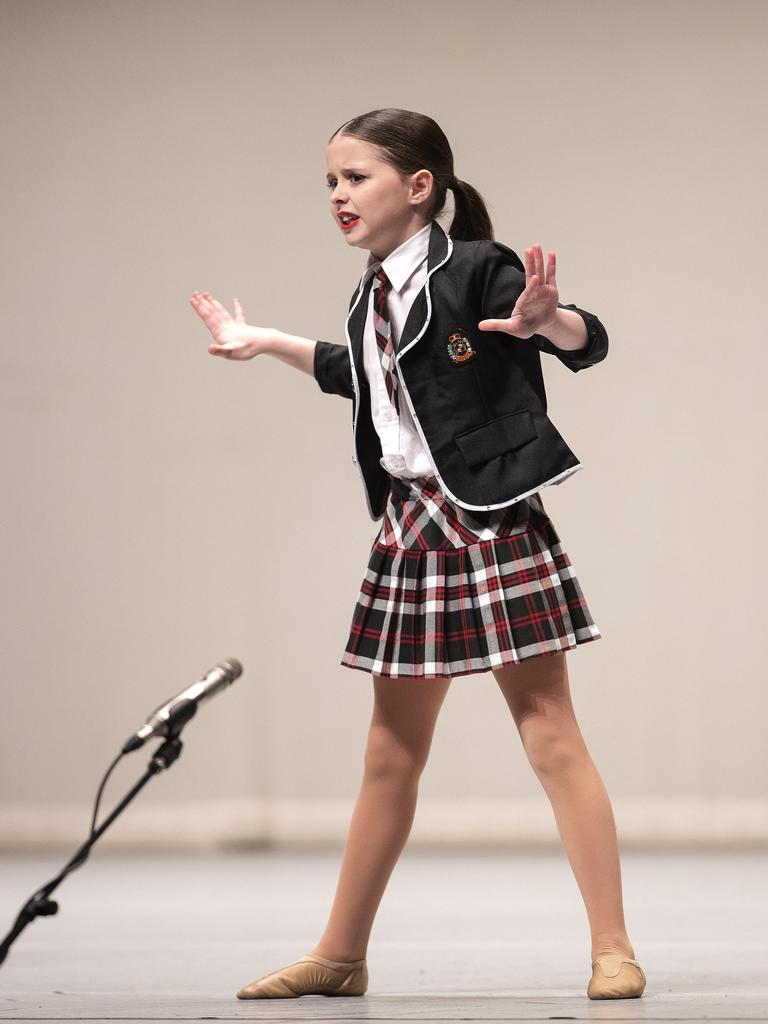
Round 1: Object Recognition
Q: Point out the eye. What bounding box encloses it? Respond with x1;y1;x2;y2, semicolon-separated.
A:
326;173;364;189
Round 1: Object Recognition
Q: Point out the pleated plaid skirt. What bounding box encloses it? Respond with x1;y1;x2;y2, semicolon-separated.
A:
340;473;602;679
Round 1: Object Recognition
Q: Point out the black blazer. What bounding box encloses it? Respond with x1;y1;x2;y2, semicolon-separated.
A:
314;219;608;521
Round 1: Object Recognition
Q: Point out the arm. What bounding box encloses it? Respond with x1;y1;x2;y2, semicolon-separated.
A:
250;331;355;399
474;241;608;373
535;303;609;371
262;330;316;375
189;290;353;396
537;305;588;350
313;339;355;400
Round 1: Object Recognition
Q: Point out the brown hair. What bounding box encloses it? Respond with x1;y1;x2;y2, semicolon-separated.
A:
328;108;494;241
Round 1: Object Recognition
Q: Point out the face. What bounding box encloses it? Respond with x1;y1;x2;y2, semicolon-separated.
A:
325;133;433;261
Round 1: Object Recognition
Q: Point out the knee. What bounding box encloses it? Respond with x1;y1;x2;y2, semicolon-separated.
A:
363;726;428;784
523;725;581;777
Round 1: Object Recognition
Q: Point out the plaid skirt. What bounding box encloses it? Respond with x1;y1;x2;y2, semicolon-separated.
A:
340;473;602;679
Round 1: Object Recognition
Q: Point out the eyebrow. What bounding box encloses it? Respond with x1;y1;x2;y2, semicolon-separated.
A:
325;167;366;180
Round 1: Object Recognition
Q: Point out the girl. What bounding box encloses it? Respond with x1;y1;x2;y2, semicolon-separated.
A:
190;108;646;1002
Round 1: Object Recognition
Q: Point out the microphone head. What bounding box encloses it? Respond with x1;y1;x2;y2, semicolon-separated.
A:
219;658;243;681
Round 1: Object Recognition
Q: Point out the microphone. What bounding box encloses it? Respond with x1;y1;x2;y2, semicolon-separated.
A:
122;659;243;753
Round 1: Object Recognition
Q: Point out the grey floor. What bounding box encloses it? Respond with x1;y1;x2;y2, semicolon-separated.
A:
0;849;766;1022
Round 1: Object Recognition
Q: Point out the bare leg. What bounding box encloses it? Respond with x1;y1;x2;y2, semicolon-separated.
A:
492;652;635;960
309;672;452;962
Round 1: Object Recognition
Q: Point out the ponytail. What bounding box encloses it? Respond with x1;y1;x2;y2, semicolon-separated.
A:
447;177;494;242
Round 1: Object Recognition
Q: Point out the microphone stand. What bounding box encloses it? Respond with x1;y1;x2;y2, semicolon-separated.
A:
0;699;198;967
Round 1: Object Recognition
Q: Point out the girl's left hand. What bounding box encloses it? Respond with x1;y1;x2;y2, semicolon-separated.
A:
477;244;559;339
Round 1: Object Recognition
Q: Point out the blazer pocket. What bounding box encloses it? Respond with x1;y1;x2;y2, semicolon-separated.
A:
454;409;538;467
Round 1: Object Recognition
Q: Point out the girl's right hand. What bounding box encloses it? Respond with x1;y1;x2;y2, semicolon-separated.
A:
189;291;274;359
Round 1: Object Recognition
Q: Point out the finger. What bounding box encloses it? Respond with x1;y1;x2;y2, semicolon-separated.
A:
547;251;556;286
524;247;534;281
233;297;245;323
208;343;233;358
534;244;545;283
196;291;217;315
193;297;224;333
190;302;213;324
192;307;218;333
205;291;229;315
191;292;214;317
478;318;513;332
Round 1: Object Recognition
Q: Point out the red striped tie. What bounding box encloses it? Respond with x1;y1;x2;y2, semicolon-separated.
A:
373;268;400;414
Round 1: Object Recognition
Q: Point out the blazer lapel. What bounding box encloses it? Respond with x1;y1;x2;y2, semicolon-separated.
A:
346;220;452;386
347;272;375;390
396;220;450;358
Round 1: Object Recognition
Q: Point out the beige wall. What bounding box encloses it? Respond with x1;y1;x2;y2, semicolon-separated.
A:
2;0;766;850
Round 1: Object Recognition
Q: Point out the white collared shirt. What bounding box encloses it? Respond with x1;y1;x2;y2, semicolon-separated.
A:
361;220;438;479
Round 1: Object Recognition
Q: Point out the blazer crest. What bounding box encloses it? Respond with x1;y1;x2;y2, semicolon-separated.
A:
446;328;476;364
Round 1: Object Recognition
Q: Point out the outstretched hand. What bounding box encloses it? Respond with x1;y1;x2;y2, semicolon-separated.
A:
477;243;559;339
190;291;267;359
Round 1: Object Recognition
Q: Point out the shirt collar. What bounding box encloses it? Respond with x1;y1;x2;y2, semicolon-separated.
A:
362;221;433;293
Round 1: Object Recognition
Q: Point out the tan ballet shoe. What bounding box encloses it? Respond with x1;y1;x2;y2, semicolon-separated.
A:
587;953;646;999
235;952;368;999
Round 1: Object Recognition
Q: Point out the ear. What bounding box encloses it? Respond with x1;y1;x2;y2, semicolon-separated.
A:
410;168;433;204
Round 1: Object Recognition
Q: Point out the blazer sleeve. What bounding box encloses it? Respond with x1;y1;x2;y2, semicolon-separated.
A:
313;340;355;400
474;239;609;373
